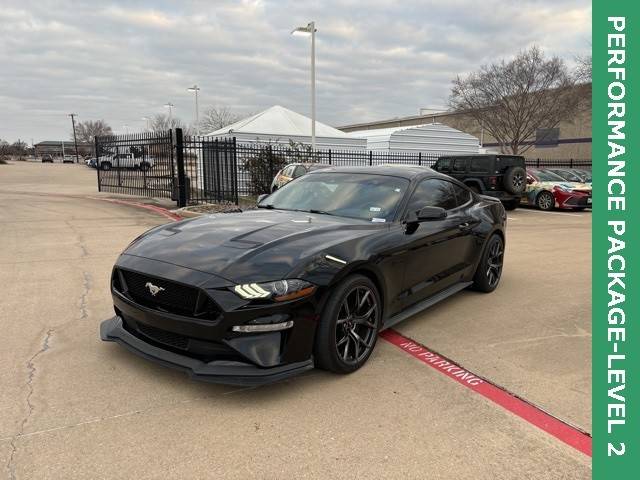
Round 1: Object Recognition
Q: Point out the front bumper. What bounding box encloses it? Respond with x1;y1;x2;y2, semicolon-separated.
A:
101;316;314;386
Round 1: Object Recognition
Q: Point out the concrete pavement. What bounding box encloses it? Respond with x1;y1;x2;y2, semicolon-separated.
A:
0;162;591;479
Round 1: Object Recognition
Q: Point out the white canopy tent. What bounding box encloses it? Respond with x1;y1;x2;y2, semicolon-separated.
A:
347;123;480;155
207;105;366;150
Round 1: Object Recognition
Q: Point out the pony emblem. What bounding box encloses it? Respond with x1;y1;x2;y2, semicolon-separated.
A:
145;282;165;296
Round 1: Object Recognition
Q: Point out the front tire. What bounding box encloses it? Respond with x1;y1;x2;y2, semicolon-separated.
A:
314;274;381;374
536;190;555;210
472;234;504;293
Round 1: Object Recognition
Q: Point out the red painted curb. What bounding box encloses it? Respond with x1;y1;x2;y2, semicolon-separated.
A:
93;198;183;221
380;329;592;457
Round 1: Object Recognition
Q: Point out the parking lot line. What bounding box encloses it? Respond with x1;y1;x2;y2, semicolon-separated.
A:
380;329;592;457
515;208;587;217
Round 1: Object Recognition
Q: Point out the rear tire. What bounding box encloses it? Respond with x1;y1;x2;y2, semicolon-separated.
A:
472;234;504;293
536;190;555;211
314;274;381;374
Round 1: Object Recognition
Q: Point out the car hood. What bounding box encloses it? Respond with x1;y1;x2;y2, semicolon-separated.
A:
123;209;385;283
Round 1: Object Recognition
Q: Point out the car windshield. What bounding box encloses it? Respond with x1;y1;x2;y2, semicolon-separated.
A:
259;173;409;222
533;169;567;182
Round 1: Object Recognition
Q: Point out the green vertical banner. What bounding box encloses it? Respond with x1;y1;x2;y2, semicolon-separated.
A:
593;0;639;478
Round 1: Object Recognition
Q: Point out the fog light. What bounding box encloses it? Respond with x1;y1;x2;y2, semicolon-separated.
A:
232;321;294;333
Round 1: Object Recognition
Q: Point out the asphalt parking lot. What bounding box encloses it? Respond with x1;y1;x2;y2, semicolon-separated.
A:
1;163;591;479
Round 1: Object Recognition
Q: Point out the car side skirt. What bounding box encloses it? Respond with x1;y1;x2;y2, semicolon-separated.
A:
381;281;473;330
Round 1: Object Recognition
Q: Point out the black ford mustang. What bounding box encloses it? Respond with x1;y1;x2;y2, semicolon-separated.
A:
101;166;506;385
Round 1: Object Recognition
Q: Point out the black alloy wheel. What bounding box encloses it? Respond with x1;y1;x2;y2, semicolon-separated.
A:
315;274;381;373
485;237;504;288
472;234;504;293
335;285;379;366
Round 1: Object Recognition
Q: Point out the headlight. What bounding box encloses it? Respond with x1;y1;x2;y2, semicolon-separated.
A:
231;279;316;302
554;185;573;193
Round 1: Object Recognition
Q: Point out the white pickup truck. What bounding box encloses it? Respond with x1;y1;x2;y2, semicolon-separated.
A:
96;153;154;171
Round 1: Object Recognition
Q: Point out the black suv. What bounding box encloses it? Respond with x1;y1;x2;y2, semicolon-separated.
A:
433;154;526;210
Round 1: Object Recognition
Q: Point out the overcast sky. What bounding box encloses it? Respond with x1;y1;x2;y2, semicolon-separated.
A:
1;0;591;143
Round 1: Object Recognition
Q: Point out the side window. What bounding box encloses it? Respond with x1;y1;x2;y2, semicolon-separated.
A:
453;159;467;173
405;179;457;216
282;166;294;177
436;158;451;172
470;157;490;172
293;166;306;178
451;183;471;206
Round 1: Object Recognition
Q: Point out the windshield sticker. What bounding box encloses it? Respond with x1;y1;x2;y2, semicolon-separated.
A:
369;207;382;212
371;218;386;223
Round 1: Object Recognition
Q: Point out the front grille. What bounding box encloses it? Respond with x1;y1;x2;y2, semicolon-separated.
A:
137;322;189;350
114;268;218;319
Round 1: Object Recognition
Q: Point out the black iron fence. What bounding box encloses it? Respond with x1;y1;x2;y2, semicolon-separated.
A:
95;129;592;207
95;131;175;199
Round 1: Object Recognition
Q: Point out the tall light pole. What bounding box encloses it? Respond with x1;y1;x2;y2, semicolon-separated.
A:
164;102;174;125
292;21;316;150
141;116;150;131
69;113;79;163
187;85;200;135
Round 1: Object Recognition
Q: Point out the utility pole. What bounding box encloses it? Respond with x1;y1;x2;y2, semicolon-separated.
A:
69;113;79;163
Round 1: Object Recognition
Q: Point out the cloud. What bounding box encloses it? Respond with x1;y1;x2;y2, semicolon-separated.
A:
0;0;591;142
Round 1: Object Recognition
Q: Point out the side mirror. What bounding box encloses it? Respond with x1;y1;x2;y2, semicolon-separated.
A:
417;206;447;221
406;206;447;227
257;193;269;204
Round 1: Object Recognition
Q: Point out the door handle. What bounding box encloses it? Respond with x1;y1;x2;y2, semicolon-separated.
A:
458;222;471;230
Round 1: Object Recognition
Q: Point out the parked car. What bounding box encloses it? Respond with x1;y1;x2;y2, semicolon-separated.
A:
523;168;592;211
97;153;154;171
432;154;526;210
101;165;506;385
62;155;76;164
545;168;590;184
41;154;54;163
271;162;331;192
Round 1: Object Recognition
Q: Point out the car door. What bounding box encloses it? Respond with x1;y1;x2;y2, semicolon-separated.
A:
398;178;477;308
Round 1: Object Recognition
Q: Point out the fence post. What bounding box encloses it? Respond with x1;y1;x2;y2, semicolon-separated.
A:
268;145;274;178
369;150;373;166
570;158;574;168
328;149;332;165
174;128;187;208
418;152;422;166
94;136;101;192
536;158;540;168
232;137;239;206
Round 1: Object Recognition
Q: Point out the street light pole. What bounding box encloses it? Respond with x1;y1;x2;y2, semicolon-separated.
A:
292;21;317;150
164;102;174;125
310;22;315;151
142;116;150;131
187;85;200;135
69;113;79;163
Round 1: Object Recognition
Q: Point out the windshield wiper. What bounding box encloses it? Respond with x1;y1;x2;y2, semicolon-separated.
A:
306;209;336;216
257;204;275;209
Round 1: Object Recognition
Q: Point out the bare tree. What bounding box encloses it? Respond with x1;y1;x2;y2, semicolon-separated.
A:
73;120;113;143
199;106;241;134
575;54;592;83
149;113;191;134
449;46;583;154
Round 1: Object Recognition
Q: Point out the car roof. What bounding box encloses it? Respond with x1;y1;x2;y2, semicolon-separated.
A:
306;164;447;180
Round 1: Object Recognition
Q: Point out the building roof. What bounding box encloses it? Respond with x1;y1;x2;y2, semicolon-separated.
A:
207;105;353;138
